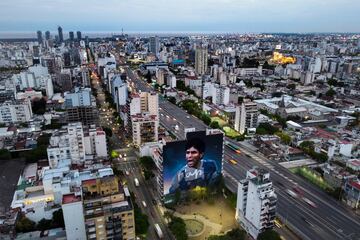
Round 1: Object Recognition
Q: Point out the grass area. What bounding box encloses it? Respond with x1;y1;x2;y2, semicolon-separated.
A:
211;117;227;127
111;150;119;158
185;219;204;235
223;126;241;138
293;167;332;190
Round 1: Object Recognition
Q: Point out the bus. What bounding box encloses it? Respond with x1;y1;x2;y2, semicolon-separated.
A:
154;223;163;239
225;141;241;154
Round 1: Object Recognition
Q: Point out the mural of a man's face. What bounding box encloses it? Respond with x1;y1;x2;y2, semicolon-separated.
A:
186;146;203;168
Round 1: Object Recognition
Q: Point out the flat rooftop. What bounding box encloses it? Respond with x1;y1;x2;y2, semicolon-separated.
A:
0;159;26;211
62;193;81;204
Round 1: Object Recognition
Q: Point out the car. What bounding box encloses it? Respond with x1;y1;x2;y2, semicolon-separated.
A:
286;189;298;198
186;116;190;119
142;201;147;208
152;199;157;205
303;197;317;208
125;171;129;176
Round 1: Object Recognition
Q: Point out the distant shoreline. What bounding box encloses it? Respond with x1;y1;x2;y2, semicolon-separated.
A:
0;31;359;39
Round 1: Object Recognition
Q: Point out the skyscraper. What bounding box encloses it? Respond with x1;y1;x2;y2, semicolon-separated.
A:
69;31;74;41
45;31;50;40
195;46;208;76
36;30;43;45
76;31;82;41
149;36;160;57
58;26;63;43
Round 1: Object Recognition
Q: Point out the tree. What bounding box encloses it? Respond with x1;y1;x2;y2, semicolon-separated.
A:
0;149;12;160
139;156;156;170
201;114;211;125
325;88;336;97
16;215;36;233
257;229;281;240
168;216;188;240
134;203;149;235
256;123;279;135
210;121;220;129
37;134;51;146
52;209;65;228
103;127;113;137
145;71;152;83
287;84;296;90
32;98;47;115
37;218;52;231
167;96;176;104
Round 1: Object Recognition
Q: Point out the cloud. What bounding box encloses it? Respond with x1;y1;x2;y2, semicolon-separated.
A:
0;0;359;32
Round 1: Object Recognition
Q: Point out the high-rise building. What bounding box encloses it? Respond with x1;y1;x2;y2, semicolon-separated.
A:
236;167;277;239
58;26;64;43
131;113;159;146
36;30;43;45
76;31;82;41
69;31;74;41
45;30;51;40
81;175;135;240
126;92;159;145
110;74;128;111
234;101;259;134
149;36;160;57
195;47;208;76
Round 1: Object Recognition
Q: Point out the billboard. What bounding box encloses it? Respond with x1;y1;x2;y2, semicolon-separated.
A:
162;131;223;198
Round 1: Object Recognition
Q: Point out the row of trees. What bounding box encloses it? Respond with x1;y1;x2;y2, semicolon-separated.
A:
209;228;246;240
176;81;196;96
139;156;156;180
16;209;64;233
299;141;328;162
179;99;211;125
168;215;188;240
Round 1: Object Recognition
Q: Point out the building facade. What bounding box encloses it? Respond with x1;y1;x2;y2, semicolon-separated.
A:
236;168;277;239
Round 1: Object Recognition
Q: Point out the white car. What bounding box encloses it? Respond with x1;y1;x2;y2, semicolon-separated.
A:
142;201;147;208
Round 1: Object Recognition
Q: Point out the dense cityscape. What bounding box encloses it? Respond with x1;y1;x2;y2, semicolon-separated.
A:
0;10;360;240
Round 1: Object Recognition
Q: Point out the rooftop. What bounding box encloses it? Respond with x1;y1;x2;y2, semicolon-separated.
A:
62;193;81;204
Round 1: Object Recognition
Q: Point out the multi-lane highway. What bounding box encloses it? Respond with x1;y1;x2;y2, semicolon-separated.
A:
125;66;360;240
93;68;174;240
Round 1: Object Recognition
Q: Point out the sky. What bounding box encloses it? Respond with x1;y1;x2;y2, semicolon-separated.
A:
0;0;359;34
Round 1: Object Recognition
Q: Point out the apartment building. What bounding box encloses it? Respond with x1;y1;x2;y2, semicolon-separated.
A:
0;99;33;124
234;101;259;134
81;176;135;240
236;167;277;239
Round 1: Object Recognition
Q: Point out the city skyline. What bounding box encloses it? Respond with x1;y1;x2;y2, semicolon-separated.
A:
0;0;359;33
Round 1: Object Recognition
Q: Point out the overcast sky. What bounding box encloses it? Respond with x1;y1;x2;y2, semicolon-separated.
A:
0;0;359;33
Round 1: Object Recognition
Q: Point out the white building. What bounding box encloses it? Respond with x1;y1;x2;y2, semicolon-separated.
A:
236;168;277;239
47;122;86;168
12;65;54;98
62;194;86;240
110;74;128;110
129;92;159;117
234;101;259;134
64;87;92;107
167;73;177;88
0;99;33;124
84;126;108;158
